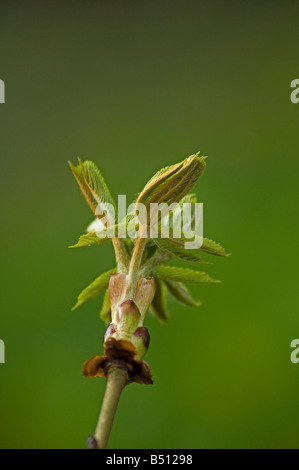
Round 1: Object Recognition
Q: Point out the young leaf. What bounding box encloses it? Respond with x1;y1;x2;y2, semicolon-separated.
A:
99;289;111;326
153;237;209;264
69;232;107;248
150;278;168;323
160;193;198;232
163;231;227;257
72;268;116;310
164;280;202;307
179;193;197;204
69;159;116;225
200;238;228;256
137;153;206;211
154;266;221;284
138;161;184;200
69;222;129;248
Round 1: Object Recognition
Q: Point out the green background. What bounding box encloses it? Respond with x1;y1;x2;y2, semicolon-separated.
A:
0;0;298;449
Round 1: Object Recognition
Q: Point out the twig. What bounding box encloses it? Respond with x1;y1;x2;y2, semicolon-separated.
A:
88;365;129;449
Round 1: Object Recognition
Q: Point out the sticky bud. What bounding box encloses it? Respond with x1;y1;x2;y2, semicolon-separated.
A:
134;327;150;350
134;277;155;320
117;300;141;337
109;273;127;323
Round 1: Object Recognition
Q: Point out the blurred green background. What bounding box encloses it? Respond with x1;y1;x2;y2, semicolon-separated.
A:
0;0;298;449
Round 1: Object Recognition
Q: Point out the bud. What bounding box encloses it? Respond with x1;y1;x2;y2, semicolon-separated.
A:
116;300;141;338
134;277;155;320
100;273;155;362
136;153;206;219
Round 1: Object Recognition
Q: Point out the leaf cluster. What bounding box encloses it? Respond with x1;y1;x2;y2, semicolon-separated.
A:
69;154;229;324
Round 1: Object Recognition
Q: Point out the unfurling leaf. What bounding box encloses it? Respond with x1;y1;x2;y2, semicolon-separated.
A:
160;231;227;257
160;193;198;232
154;266;221;284
153;237;208;264
164;280;202;307
99;289;111;326
69;159;116;225
69;232;106;248
72;268;116;310
150;278;168;323
179;193;197;204
200;238;228;257
69;222;129;248
137;153;206;212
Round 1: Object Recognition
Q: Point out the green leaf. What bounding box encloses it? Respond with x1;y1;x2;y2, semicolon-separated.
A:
164;280;202;307
99;289;111;326
139;162;183;196
200;238;228;256
69;222;129;247
69;159;116;224
153;237;209;264
137;153;206;210
72;268;116;310
179;193;197;204
69;232;106;248
160;230;227;257
150;278;168;323
154;266;221;284
161;193;198;231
